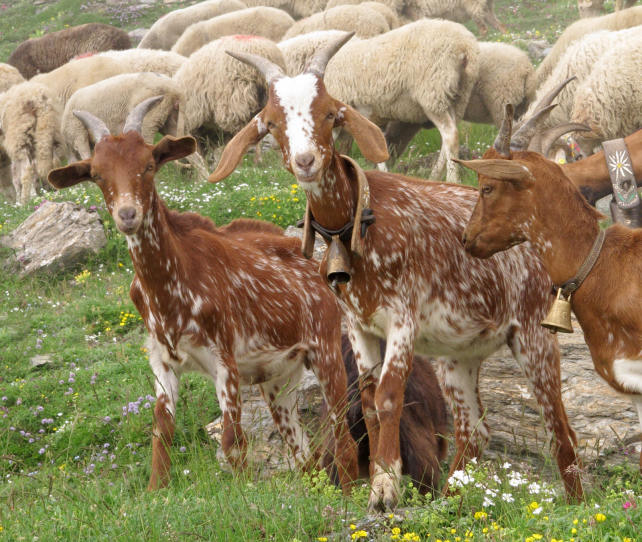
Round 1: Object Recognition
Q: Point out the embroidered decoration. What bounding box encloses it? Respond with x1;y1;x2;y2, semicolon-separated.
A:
603;138;640;209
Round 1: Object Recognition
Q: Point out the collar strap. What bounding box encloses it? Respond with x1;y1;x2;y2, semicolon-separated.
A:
557;229;605;297
297;209;376;244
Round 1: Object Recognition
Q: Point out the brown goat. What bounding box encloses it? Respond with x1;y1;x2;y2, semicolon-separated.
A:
208;34;583;510
47;99;358;492
461;108;642;473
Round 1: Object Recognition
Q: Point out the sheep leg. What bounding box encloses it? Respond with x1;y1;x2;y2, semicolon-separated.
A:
428;110;460;183
309;340;359;493
216;356;248;470
259;366;311;468
148;337;180;490
437;356;489;494
508;326;584;500
369;317;416;512
184;152;209;181
384;121;422;169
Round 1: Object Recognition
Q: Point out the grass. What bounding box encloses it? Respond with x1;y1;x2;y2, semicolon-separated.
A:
1;0;641;540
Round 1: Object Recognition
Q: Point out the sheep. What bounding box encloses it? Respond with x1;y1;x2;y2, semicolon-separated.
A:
616;0;638;10
460;107;642;474
241;0;328;19
0;82;63;205
282;4;391;40
173;35;286;151
47;99;359;493
31;49;186;107
172;7;295;57
535;5;642;86
208;35;583;510
570;33;642;152
296;21;479;182
138;0;247;50
0;63;25;94
7;23;131;79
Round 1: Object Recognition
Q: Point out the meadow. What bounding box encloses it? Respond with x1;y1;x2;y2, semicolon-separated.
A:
1;0;641;540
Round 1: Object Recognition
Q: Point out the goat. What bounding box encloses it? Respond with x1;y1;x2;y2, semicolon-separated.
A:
207;33;583;510
47;98;359;492
460;106;642;474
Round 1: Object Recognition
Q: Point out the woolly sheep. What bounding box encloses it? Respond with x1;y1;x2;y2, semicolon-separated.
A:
0;82;63;204
535;5;642;86
138;0;247;50
282;4;391;40
241;0;327;19
280;22;480;182
322;1;402;27
173;35;286;144
570;32;642;149
279;30;349;75
0;63;25;94
7;23;130;79
172;7;295;56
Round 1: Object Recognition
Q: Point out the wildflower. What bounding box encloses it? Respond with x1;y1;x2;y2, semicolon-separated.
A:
571;528;577;534
350;524;357;530
502;493;514;503
317;538;327;542
623;501;634;509
594;513;606;522
351;530;367;539
474;511;487;520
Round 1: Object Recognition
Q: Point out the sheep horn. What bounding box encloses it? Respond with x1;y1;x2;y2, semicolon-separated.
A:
493;103;514;157
73;110;111;143
123;96;164;135
225;50;284;85
529;123;591;156
510;103;558;151
306;31;355;78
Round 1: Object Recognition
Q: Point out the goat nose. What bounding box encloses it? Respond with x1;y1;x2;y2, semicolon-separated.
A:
295;152;315;169
118;207;137;222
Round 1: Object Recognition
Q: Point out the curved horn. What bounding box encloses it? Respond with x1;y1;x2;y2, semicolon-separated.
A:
493;103;514;157
529;123;591;156
510;103;557;151
73;110;111;143
529;76;576;115
226;50;284;85
123;96;164;135
306;31;354;77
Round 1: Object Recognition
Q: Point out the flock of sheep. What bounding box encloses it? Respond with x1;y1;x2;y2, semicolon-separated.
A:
0;1;640;203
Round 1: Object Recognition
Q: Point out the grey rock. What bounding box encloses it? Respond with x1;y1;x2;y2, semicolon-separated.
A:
526;39;552;62
128;28;149;46
1;201;107;276
30;354;53;368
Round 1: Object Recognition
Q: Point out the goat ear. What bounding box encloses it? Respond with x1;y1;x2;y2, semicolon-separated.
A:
153;135;197;168
453;158;535;189
47;159;92;189
336;103;389;164
209;115;267;183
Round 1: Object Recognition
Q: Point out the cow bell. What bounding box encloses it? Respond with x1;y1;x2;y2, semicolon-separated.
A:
610;198;642;228
326;235;351;286
541;289;573;334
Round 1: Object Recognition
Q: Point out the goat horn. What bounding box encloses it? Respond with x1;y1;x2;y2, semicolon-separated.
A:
73;110;111;143
226;50;284;85
529;123;591;156
529;76;576;115
453;158;535;183
510;103;558;151
123;96;164;135
493;103;514;157
306;31;354;77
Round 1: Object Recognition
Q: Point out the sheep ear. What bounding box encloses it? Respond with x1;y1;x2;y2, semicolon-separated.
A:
336;103;389;163
47;159;93;189
153;135;197;168
209;115;267;183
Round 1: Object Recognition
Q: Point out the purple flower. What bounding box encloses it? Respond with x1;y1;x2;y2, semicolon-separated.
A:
103;416;111;423
38;448;45;455
41;418;54;425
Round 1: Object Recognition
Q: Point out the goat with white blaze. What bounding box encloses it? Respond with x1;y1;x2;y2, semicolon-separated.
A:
208;34;584;510
47;98;359;491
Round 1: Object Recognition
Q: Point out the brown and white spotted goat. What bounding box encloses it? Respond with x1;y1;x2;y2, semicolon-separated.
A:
47;97;359;491
208;34;584;510
460;108;642;473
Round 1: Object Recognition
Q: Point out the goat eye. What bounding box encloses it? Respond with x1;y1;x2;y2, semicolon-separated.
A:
481;185;493;195
326;112;335;121
145;164;154;173
267;121;276;131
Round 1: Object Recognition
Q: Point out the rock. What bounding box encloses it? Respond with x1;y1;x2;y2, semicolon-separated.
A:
526;39;552;62
30;355;53;368
1;201;107;277
128;28;148;46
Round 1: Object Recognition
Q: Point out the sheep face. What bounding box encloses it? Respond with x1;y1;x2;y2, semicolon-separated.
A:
48;132;195;235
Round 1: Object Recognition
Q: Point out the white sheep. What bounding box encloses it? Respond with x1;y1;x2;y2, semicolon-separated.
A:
282;4;391;40
535;5;642;86
173;35;286;151
570;32;642;149
241;0;327;19
0;63;25;94
172;6;295;57
0;82;63;205
138;0;247;50
280;21;480;182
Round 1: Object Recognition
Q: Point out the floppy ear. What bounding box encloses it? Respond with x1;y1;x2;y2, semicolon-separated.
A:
47;159;93;189
336;103;389;163
453;158;535;190
153;135;197;168
209;115;267;183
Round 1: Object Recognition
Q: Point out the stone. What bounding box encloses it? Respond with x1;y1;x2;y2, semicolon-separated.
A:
128;28;148;46
526;39;552;62
1;201;107;277
30;355;53;368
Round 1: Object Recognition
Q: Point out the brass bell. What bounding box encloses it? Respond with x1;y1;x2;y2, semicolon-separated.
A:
541;288;573;334
326;235;351;286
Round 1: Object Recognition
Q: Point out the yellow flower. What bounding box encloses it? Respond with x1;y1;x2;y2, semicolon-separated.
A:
451;529;457;534
572;519;578;525
594;513;606;523
474;511;488;520
350;524;357;530
317;538;327;541
529;501;540;510
392;528;401;535
571;528;577;534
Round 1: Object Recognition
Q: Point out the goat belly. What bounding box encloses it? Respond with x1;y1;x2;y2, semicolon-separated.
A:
235;343;310;385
